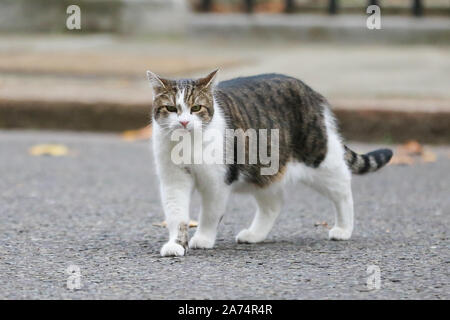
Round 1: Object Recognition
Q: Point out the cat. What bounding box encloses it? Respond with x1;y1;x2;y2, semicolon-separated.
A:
147;70;393;257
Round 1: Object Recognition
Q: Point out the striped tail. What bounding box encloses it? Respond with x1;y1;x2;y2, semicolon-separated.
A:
344;146;393;175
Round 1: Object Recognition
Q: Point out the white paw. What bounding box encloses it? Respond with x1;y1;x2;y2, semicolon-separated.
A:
160;242;185;257
236;229;265;244
189;234;215;249
328;227;352;241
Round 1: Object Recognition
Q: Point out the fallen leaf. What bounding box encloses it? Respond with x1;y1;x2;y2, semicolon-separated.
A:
152;221;167;228
314;221;330;229
29;144;69;156
422;150;437;163
390;154;414;166
390;140;437;166
122;125;152;141
153;220;198;228
400;140;423;155
188;220;198;228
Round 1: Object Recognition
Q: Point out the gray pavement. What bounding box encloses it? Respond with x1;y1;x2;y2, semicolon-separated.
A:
0;130;448;299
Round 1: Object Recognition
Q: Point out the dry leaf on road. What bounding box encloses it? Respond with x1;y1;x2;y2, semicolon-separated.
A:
390;140;437;166
390;153;415;165
153;220;198;228
400;140;423;155
122;125;152;141
29;144;69;156
314;221;330;229
422;150;437;163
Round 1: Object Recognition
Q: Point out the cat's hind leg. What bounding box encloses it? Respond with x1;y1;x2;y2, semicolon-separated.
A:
324;177;354;240
303;108;355;241
236;184;284;244
306;161;354;241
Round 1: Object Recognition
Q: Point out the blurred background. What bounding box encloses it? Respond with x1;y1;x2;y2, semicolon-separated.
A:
0;0;449;142
0;1;449;300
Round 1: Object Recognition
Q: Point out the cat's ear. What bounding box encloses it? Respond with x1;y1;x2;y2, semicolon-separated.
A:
197;69;219;89
146;70;169;92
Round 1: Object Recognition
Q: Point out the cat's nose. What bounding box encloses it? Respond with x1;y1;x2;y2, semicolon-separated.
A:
179;121;189;128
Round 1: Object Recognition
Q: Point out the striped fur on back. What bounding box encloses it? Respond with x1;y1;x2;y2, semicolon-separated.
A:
216;74;329;186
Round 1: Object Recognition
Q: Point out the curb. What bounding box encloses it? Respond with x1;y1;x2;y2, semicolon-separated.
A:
0;98;449;144
0;99;150;132
335;109;450;144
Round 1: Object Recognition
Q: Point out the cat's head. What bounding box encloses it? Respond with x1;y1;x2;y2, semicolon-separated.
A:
147;69;218;132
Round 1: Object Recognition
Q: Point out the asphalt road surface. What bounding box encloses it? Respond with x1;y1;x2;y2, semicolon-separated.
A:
0;130;448;299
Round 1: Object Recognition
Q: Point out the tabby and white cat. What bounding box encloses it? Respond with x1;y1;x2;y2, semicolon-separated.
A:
147;70;392;257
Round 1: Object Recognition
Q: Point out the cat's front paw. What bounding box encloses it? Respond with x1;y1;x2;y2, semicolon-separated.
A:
328;227;352;241
236;229;265;244
160;242;186;257
189;234;215;249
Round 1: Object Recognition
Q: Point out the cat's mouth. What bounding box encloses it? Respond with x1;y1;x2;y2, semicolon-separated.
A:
175;125;192;131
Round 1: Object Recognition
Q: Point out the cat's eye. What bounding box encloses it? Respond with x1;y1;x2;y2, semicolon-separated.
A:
191;105;203;112
164;105;177;112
